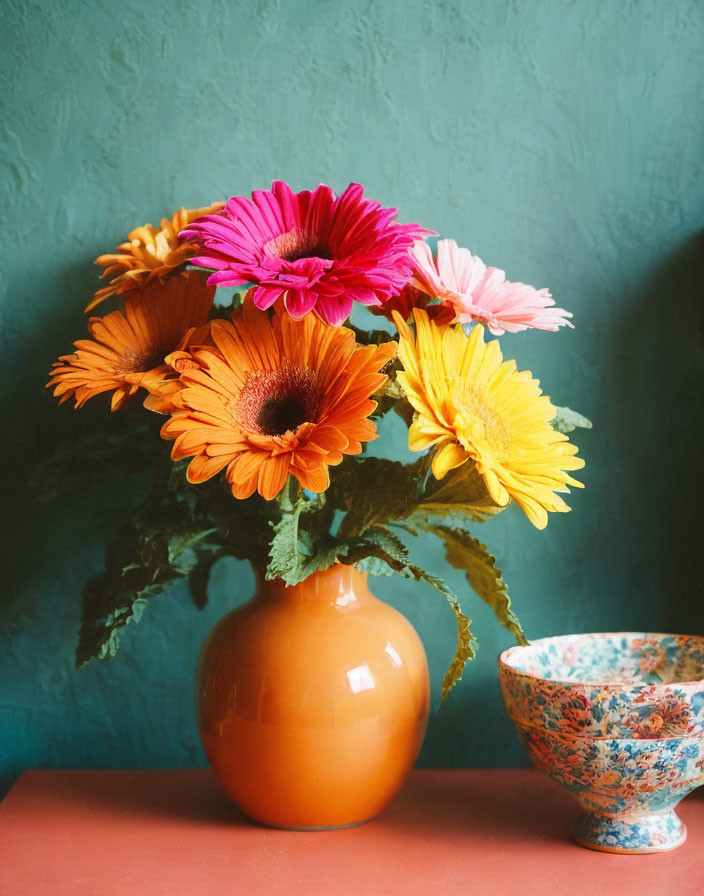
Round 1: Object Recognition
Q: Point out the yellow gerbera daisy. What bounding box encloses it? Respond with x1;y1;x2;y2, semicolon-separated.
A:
87;202;224;312
393;309;584;529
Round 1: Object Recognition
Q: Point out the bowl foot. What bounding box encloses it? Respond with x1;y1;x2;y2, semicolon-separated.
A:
571;810;686;854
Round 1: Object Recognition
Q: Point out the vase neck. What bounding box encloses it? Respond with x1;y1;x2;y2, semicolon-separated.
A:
257;564;371;608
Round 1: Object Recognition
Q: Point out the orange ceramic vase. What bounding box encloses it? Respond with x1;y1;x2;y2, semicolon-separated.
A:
196;563;430;829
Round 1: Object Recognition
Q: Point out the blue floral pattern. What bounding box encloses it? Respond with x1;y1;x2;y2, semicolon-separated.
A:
500;633;704;739
499;633;704;853
573;810;685;853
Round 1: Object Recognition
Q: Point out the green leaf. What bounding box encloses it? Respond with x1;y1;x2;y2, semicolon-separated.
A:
442;598;477;706
76;473;224;667
423;524;528;647
174;471;277;573
335;456;499;539
30;412;162;502
187;552;215;610
551;405;593;434
346;322;397;346
409;462;501;526
266;485;329;584
336;458;424;538
167;527;220;576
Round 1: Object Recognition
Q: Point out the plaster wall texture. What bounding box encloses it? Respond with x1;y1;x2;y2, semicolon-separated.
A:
1;0;703;796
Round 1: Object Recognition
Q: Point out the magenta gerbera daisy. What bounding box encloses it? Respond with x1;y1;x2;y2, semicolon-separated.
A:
180;181;430;326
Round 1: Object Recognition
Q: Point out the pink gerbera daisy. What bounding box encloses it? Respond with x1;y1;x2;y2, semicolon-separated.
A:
180;181;430;326
410;239;573;335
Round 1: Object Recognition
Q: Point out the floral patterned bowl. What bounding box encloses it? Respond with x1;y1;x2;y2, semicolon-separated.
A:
499;633;704;853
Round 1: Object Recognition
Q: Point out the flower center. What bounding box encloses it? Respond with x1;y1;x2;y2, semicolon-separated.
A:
120;345;166;373
263;227;332;263
234;363;323;436
257;394;309;435
456;386;511;455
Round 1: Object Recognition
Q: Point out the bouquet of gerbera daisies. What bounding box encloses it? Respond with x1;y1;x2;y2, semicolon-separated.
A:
46;181;589;702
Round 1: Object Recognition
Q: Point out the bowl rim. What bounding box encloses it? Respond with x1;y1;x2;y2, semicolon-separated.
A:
498;631;704;689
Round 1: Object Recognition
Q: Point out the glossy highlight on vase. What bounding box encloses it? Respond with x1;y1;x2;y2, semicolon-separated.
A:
197;564;430;829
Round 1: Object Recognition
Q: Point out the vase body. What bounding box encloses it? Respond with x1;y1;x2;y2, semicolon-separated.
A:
196;563;430;829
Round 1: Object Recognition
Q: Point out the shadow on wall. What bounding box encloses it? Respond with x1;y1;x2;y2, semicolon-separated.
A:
0;259;168;800
1;259;153;620
606;230;704;635
662;232;704;634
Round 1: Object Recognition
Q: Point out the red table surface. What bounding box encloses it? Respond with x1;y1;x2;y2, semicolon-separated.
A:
0;768;702;895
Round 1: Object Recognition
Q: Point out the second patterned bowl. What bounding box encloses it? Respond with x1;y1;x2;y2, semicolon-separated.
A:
499;632;704;853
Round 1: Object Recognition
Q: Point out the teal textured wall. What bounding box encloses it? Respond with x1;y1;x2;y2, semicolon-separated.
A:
2;0;703;797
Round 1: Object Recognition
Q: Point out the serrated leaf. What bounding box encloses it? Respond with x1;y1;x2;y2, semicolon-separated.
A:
347;323;397;346
336;456;499;539
412;462;501;525
266;486;329;584
551;405;593;433
175;470;276;573
442;599;477;705
77;555;177;668
268;508;477;701
76;473;224;666
424;524;528;647
30;413;162;502
168;527;219;575
336;458;424;538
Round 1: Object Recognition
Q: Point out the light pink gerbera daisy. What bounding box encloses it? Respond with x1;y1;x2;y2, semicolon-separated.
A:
410;239;573;335
180;181;430;327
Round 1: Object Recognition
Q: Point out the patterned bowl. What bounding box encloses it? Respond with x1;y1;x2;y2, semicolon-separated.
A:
499;633;704;853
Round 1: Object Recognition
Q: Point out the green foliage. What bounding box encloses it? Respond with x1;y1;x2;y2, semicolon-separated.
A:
346;322;396;347
442;599;478;705
30;412;162;502
407;461;502;526
50;422;527;697
187;548;227;610
336;457;425;538
38;177;590;685
551;405;593;433
266;484;331;585
74;462;278;666
351;529;478;704
335;456;499;539
42;376;525;689
76;476;223;667
420;523;528;647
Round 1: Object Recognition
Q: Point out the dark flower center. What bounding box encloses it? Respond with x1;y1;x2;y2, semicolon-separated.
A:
234;363;323;436
264;227;332;263
257;394;310;435
121;345;167;373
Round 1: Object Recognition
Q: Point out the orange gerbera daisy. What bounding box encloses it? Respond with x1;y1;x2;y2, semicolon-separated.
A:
87;202;224;312
49;272;215;411
161;301;397;500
